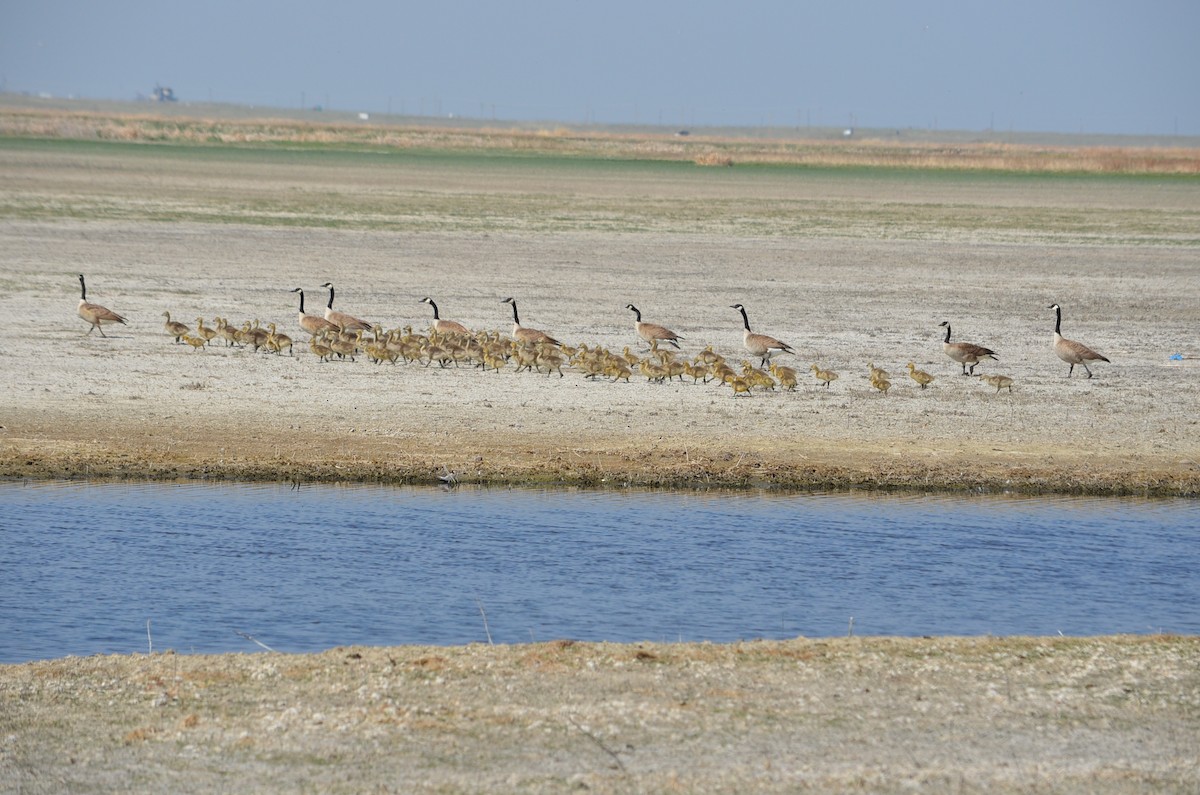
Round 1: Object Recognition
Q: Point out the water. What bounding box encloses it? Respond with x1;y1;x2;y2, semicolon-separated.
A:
1;481;1196;662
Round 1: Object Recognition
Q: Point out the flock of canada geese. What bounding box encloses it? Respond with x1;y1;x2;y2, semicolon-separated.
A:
76;274;1112;396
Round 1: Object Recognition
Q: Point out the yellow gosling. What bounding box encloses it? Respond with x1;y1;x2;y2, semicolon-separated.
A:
267;323;293;356
980;374;1015;393
906;362;936;389
309;336;333;363
730;376;753;397
195;317;217;346
810;364;839;388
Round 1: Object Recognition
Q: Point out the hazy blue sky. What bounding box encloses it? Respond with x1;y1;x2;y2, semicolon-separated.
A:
3;1;1197;135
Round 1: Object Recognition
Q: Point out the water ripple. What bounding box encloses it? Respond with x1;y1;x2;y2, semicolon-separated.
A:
0;481;1196;661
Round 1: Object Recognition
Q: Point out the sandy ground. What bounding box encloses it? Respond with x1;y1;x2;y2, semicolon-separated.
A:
2;636;1198;793
2;138;1199;792
0;214;1197;494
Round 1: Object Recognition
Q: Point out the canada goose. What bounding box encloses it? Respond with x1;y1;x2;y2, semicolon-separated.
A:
729;376;753;397
939;321;998;375
626;304;682;349
308;335;333;363
182;334;207;352
868;362;890;382
290;288;338;337
500;297;560;346
162;311;190;343
770;362;799;391
730;304;794;368
1049;303;1110;378
241;320;270;352
684;361;710;384
539;347;567;377
319;283;373;332
266;323;293;356
608;361;633;383
810;364;839;388
76;275;127;337
195;317;217;346
638;359;669;383
906;362;936;389
871;376;892;395
712;362;737;386
329;330;361;362
981;374;1014;393
419;297;470;335
216;317;241;347
696;345;724;367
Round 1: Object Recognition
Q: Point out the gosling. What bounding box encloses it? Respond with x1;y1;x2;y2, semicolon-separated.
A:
810;364;839;388
906;362;935;389
980;374;1014;393
162;311;190;344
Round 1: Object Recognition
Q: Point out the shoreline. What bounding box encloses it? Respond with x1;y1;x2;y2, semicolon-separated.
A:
3;431;1197;498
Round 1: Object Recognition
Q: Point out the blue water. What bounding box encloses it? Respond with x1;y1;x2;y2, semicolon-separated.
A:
0;481;1196;662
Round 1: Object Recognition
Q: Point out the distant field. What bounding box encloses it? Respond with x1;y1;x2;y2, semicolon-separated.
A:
3;96;1199;175
3;137;1198;246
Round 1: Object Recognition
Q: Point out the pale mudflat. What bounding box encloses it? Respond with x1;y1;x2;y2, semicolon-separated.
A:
0;152;1197;492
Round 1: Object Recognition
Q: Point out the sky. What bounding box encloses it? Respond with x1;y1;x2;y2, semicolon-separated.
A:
2;0;1198;136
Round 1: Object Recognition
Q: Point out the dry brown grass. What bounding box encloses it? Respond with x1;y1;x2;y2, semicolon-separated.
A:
694;151;734;167
3;104;1198;174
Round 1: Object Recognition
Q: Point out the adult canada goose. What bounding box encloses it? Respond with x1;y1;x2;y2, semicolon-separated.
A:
291;288;338;337
626;304;682;349
319;283;372;332
420;297;470;335
500;297;560;346
939;321;998;376
76;274;126;337
162;311;190;343
730;304;794;368
1049;303;1110;378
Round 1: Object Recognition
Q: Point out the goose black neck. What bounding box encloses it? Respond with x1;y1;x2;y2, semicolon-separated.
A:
428;300;441;319
736;305;751;331
79;275;87;300
1054;305;1062;334
326;285;335;309
296;290;305;313
628;305;642;321
943;323;952;343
